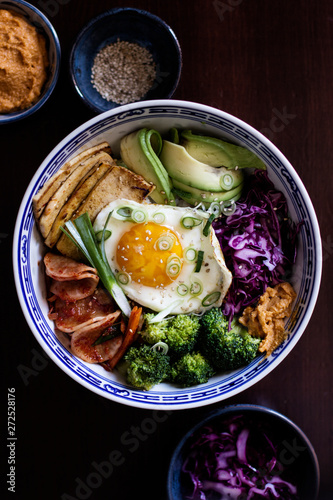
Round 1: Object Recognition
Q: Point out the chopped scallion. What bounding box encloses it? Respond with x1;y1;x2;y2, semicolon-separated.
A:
132;209;147;223
151;342;169;354
221;200;236;216
185;247;197;262
152;211;166;224
195;250;204;272
92;326;120;346
181;216;202;229
155;234;175;251
116;206;133;218
117;272;131;285
95;229;111;242
177;283;189;296
202;291;221;306
190;278;203;296
203;213;215;236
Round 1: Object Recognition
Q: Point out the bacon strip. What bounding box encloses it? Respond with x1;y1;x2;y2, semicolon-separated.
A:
51;288;115;333
71;311;122;363
44;252;98;281
44;252;99;301
49;279;98;302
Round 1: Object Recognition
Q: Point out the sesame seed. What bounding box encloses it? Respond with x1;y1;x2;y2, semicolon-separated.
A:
91;40;156;105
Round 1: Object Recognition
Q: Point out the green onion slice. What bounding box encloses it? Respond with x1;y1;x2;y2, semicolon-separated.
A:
166;256;182;278
95;229;111;243
207;202;221;217
194;250;204;272
117;272;131;285
202;291;221;306
152;211;166;224
220;173;234;190
221;200;236;216
115;206;133;219
184;247;197;262
92;327;120;346
154;233;175;251
99;211;113;268
99;211;113;262
177;283;189;296
181;215;202;229
193;202;207;213
190;278;203;296
203;213;216;236
151;342;169;355
132;209;147;223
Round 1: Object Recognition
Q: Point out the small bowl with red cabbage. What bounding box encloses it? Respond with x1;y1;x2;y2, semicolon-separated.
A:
167;404;319;500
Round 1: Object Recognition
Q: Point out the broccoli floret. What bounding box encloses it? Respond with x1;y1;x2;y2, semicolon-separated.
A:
123;344;170;391
140;313;200;359
139;313;168;344
233;324;261;366
199;308;260;371
170;352;215;387
166;314;200;358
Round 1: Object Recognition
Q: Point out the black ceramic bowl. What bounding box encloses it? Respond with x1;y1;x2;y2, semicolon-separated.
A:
167;404;320;500
69;7;182;113
0;0;61;124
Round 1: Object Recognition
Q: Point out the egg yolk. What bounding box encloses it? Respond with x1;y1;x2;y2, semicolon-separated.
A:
116;222;183;287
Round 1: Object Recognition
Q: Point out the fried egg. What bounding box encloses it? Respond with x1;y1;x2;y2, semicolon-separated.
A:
93;199;232;314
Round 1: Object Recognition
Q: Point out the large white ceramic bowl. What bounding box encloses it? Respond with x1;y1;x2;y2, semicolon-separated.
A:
13;100;322;410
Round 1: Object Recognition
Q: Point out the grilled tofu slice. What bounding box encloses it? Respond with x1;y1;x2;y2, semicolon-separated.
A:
56;165;155;260
38;151;114;239
44;160;114;248
32;142;111;220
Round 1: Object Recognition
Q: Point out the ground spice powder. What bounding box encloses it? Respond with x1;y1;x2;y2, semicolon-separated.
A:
91;40;156;105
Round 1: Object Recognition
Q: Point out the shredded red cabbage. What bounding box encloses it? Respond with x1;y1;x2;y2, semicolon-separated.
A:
213;171;301;321
181;415;298;499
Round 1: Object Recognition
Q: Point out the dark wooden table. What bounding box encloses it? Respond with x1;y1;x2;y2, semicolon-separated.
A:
2;1;332;498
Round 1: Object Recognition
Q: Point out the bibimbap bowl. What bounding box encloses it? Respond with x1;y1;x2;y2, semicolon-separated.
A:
13;100;322;410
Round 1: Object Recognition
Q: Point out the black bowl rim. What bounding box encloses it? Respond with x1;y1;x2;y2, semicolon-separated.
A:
0;0;61;124
167;403;320;499
69;7;182;113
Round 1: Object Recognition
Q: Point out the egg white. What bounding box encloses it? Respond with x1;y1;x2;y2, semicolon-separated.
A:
93;199;232;314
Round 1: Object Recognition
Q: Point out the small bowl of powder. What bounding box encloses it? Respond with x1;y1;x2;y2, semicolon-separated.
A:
69;7;182;113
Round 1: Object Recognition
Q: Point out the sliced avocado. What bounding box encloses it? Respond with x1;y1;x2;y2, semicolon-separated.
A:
180;130;266;170
159;140;244;192
172;178;244;207
120;128;175;205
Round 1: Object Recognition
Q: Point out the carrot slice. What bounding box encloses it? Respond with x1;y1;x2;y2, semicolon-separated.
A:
108;306;142;370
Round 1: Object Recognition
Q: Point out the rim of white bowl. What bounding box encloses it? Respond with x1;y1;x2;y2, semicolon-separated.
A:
12;100;322;409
